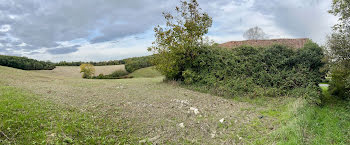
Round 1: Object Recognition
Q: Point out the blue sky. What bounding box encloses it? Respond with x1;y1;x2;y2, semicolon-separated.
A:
0;0;337;62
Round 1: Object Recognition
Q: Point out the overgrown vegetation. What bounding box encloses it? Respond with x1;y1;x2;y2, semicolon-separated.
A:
80;64;95;79
0;85;137;144
0;55;55;70
327;0;350;101
148;0;212;79
260;86;350;144
124;56;153;73
149;0;325;105
180;42;325;102
92;70;132;79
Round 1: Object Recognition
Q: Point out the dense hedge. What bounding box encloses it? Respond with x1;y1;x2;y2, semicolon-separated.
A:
92;70;132;79
124;56;153;73
0;55;55;70
182;41;325;97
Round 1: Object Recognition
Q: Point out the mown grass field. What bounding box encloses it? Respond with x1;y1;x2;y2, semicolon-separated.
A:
1;65;349;144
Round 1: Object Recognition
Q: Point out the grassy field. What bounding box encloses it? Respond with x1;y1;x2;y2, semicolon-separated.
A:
0;65;349;144
35;65;125;78
128;67;162;78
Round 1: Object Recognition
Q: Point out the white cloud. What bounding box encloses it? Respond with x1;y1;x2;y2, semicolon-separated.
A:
0;0;338;61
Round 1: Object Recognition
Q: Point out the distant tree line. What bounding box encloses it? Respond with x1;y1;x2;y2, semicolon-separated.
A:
56;60;125;66
0;55;56;70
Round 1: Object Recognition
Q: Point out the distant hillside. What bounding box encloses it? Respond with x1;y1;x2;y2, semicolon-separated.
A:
0;55;55;70
220;38;309;49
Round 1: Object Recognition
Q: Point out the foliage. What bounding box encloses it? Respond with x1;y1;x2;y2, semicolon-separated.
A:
243;26;269;40
327;0;350;101
0;85;136;144
80;64;95;79
329;61;350;100
56;60;123;66
182;41;325;98
0;55;55;70
329;0;350;32
92;70;131;79
148;0;212;80
124;56;153;73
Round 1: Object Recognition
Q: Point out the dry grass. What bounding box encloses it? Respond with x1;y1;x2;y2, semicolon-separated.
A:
0;65;289;144
34;65;126;78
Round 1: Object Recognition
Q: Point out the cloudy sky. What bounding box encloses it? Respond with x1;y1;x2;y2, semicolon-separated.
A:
0;0;338;62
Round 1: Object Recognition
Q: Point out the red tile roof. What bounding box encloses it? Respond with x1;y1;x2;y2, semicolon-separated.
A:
220;38;309;49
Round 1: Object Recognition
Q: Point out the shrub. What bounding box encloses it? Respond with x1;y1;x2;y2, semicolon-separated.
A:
182;41;325;98
80;64;95;79
92;70;131;79
329;62;350;100
0;55;55;70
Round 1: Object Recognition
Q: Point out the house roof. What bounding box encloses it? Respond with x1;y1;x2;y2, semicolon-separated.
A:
219;38;309;49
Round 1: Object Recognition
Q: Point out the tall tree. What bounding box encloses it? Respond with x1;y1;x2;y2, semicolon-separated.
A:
243;26;269;40
328;0;350;61
148;0;212;80
327;0;350;100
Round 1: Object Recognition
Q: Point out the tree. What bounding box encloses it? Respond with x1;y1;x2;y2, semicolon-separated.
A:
327;0;350;100
148;0;212;80
80;64;95;79
243;26;269;40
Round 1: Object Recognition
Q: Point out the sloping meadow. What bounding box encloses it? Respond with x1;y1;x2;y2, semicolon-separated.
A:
182;41;325;101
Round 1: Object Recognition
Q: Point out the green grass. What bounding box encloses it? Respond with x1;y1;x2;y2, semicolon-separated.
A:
128;67;162;78
256;85;350;145
0;85;137;144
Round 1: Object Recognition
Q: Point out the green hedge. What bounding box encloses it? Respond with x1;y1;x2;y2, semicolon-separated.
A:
0;55;55;70
182;41;325;97
92;70;132;79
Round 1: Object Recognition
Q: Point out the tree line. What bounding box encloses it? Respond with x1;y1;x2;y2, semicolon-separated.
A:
0;55;55;70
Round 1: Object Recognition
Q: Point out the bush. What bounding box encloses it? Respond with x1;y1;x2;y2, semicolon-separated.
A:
80;64;95;79
92;70;131;79
124;56;153;73
329;62;350;100
182;41;325;98
0;55;55;70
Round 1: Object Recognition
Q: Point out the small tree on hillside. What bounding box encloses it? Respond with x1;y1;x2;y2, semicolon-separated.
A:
80;64;95;79
243;26;269;40
148;0;212;80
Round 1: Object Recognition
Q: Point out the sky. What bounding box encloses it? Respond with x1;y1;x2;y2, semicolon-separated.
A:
0;0;338;62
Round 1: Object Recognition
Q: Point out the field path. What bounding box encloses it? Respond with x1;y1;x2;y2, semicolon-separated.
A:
0;66;273;144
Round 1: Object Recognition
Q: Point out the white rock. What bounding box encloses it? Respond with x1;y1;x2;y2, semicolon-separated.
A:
190;107;199;115
139;139;147;143
219;118;225;123
178;123;185;128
